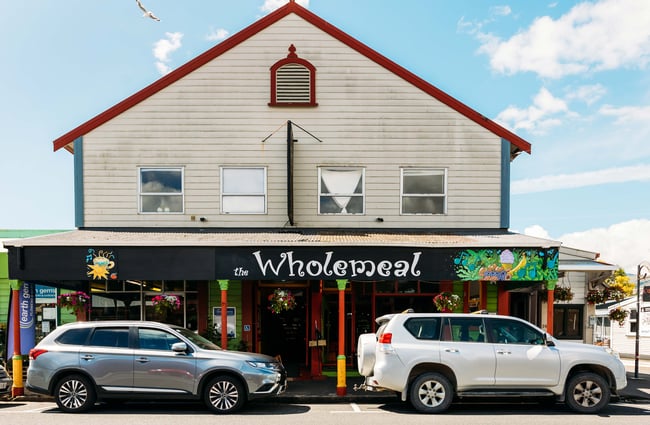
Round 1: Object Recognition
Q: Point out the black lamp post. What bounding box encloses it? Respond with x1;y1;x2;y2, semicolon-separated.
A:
635;261;650;379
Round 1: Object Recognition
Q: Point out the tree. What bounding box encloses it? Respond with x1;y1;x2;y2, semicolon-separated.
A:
605;268;635;300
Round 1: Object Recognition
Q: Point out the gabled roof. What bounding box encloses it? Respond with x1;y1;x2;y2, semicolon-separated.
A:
53;1;532;155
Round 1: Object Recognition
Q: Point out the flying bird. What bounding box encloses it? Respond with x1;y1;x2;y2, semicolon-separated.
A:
136;0;160;22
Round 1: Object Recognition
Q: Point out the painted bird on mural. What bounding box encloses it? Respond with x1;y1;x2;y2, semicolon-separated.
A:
136;0;160;21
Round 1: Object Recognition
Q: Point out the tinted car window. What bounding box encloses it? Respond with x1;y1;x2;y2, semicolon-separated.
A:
138;328;181;350
404;318;441;340
56;328;92;345
441;317;486;342
487;318;544;345
89;328;130;348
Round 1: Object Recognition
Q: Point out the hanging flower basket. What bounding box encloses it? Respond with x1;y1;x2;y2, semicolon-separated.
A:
268;288;296;314
152;294;181;319
58;291;91;315
609;307;628;326
586;290;607;304
433;292;461;313
553;287;574;302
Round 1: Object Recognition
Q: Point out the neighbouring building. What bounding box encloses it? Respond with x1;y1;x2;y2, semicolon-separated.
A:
4;1;570;378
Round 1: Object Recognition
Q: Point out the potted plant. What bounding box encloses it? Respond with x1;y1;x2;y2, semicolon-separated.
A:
586;290;607;304
152;294;181;321
553;286;574;302
433;292;461;313
58;291;91;320
609;307;628;326
267;288;297;314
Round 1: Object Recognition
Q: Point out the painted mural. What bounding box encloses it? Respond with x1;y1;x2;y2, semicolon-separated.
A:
453;248;558;282
86;249;117;280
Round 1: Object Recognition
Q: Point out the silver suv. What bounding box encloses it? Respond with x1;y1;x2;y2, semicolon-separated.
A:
356;312;627;414
27;321;286;413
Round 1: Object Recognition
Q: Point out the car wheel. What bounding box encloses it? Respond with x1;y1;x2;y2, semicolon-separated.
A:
356;333;377;376
565;372;610;414
204;375;245;414
409;372;453;413
54;374;96;413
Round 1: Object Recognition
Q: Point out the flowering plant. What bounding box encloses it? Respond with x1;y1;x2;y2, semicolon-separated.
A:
586;290;607;304
609;307;628;326
268;288;296;314
433;292;461;312
152;294;181;314
553;287;574;302
58;291;91;314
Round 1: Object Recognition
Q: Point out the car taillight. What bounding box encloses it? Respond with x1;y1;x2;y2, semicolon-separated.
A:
378;333;392;344
29;348;48;360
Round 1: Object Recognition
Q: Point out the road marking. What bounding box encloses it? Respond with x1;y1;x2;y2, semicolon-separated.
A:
331;403;384;413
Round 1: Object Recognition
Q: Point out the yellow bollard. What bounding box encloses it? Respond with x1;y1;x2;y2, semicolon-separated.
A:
11;354;24;397
336;355;346;396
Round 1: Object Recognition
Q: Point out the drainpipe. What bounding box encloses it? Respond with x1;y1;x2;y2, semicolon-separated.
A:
336;279;347;396
218;280;229;350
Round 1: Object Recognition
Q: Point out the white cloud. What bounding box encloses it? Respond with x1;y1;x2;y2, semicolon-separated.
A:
599;104;650;124
153;32;183;75
540;219;650;275
495;87;569;133
206;28;229;42
512;164;650;194
261;0;309;13
565;84;607;106
490;5;512;17
477;0;650;78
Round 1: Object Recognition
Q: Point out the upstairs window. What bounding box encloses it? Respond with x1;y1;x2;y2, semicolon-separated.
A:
269;44;317;106
139;167;184;213
221;167;267;214
318;167;365;215
400;168;447;215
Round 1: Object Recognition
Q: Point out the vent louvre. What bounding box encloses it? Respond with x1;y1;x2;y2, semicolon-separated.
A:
276;64;310;103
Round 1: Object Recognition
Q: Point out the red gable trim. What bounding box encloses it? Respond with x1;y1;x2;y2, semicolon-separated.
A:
54;1;531;154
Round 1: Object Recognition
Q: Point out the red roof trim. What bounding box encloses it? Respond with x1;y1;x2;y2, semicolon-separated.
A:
54;1;531;154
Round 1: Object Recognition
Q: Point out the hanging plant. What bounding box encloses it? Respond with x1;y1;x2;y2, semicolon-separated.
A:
586;290;607;304
433;292;461;313
268;288;297;314
553;286;574;302
152;294;181;315
609;307;628;326
58;291;91;315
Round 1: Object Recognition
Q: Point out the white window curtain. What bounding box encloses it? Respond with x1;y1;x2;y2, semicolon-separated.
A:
320;168;363;214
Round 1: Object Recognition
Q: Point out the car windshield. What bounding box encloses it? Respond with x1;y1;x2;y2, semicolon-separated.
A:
174;326;222;350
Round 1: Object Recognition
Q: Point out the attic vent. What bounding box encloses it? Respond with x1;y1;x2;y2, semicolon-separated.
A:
276;64;310;103
269;44;317;107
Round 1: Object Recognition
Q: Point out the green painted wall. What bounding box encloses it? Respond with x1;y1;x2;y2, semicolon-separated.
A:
208;280;244;350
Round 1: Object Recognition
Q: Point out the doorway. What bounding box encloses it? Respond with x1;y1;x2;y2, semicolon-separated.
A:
258;285;307;376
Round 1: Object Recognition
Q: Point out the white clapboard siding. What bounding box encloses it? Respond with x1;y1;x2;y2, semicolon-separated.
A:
81;14;505;229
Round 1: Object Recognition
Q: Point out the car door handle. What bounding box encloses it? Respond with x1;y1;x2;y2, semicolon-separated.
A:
81;355;94;361
496;350;512;355
445;348;459;353
136;357;150;363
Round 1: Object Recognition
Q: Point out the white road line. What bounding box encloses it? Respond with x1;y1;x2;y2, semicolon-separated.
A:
331;403;384;414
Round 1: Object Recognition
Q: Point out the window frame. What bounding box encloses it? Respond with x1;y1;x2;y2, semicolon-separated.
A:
220;166;267;215
138;167;185;214
317;166;366;215
400;167;447;215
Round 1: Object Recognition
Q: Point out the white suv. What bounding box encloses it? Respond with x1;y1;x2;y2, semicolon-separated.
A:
356;312;627;414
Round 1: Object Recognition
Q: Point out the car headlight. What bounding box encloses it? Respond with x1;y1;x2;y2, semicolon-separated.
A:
247;361;281;371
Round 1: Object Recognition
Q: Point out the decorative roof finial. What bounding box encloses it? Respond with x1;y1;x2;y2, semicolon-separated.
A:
287;44;298;59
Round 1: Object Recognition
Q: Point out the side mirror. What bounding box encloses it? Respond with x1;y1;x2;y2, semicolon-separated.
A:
544;333;555;347
171;342;188;353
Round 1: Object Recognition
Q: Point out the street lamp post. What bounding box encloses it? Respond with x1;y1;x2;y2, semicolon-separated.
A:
635;261;650;379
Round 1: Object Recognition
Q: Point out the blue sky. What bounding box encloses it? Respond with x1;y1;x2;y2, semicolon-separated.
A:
1;0;649;273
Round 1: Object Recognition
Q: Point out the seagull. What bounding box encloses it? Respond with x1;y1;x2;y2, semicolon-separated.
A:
136;0;160;22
